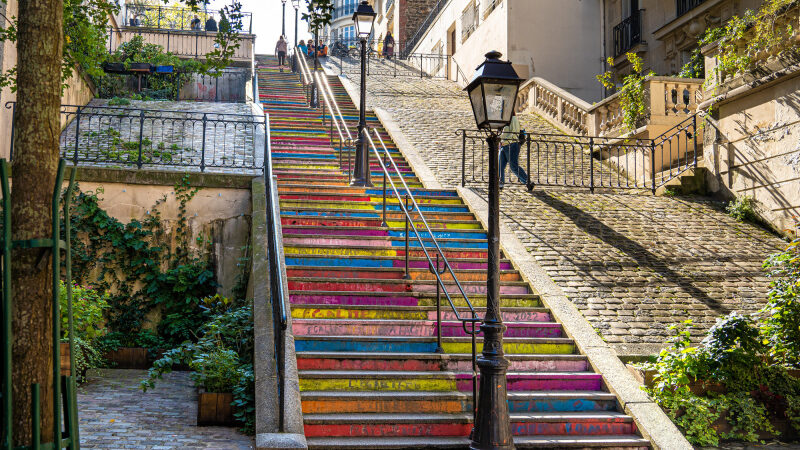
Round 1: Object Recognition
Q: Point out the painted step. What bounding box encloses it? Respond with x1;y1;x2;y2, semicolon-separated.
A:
290;305;549;322
300;391;619;414
295;352;589;372
286;267;521;282
301;412;636;437
281;216;482;230
292;318;562;338
288;291;542;308
294;336;575;355
304;435;651;449
286;276;530;295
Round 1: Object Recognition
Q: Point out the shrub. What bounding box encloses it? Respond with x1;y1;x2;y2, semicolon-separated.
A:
726;196;758;223
59;281;109;341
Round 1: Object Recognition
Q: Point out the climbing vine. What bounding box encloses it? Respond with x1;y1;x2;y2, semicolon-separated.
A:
596;52;654;133
642;239;800;445
69;174;216;346
705;0;798;84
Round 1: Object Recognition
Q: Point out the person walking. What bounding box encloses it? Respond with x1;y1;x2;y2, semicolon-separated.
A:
275;35;288;70
384;32;394;60
499;112;528;189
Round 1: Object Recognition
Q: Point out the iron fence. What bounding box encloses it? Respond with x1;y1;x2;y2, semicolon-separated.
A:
329;50;451;79
7;102;263;173
123;3;253;33
677;0;706;16
461;115;700;193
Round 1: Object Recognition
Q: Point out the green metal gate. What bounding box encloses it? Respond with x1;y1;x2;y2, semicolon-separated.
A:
1;159;80;450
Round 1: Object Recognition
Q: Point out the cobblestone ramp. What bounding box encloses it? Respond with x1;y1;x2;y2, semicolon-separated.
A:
329;65;787;355
258;54;650;449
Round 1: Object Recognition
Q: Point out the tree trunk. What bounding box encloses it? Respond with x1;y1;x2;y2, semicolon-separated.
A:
11;0;63;445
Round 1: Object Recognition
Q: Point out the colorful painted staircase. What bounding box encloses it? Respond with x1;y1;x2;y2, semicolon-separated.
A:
257;55;651;449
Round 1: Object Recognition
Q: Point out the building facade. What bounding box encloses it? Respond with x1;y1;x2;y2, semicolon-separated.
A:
604;0;762;79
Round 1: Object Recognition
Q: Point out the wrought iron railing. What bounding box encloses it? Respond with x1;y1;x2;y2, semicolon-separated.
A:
7;102;264;173
677;0;706;16
613;9;643;56
329;49;451;79
461;114;701;194
123;3;253;33
365;128;481;422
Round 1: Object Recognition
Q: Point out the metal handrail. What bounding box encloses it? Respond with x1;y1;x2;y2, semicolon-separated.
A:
296;45;312;85
263;111;288;431
363;128;480;422
313;71;355;179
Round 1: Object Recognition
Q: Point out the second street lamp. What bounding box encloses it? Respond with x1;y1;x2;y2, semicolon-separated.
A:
281;0;287;37
292;0;299;73
464;50;523;450
350;0;376;187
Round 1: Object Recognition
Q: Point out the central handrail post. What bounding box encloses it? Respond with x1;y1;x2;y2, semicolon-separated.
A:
461;129;466;187
403;194;410;280
589;137;594;193
382;150;387;227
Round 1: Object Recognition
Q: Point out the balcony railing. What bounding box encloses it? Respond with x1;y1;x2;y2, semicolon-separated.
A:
109;28;255;63
123;3;253;33
677;0;706;16
613;9;643;56
333;3;358;20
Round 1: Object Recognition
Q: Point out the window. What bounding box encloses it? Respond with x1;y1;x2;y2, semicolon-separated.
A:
461;1;478;42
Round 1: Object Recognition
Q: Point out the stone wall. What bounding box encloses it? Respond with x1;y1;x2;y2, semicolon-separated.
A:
703;67;800;237
73;174;252;299
399;0;439;44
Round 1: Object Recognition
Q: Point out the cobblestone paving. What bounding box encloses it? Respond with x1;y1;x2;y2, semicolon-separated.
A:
334;68;789;354
78;369;254;449
60;99;261;174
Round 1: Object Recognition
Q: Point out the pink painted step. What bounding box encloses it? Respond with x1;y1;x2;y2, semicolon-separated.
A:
291;319;563;338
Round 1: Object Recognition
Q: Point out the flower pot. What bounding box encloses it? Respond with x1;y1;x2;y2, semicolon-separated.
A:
104;347;149;369
129;63;154;73
197;390;236;426
102;62;126;74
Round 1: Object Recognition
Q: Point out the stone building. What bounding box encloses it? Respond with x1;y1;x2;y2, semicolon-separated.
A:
605;0;762;79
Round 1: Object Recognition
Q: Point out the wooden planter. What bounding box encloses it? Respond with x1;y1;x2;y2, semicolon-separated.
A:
197;391;236;426
104;347;149;369
60;342;71;376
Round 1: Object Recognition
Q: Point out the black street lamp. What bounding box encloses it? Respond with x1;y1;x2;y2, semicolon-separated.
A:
464;50;523;450
350;0;376;187
292;0;300;73
281;0;287;37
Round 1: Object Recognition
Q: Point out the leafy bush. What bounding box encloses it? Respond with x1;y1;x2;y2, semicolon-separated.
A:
643;240;800;445
142;299;255;433
59;281;109;341
596;53;654;133
726;196;759;223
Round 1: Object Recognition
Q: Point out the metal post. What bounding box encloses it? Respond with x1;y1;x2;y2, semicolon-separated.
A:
311;27;319;108
292;7;299;73
201;113;208;172
31;384;40;450
589;137;594;194
0;160;12;449
51;161;64;450
403;195;410;279
434;254;443;353
692;114;698;169
651;141;657;195
470;132;514;450
137;110;145;169
351;37;372;186
9;102;16;160
461;130;466;187
73;107;81;165
382;151;387;227
420;53;423;78
281;1;286;37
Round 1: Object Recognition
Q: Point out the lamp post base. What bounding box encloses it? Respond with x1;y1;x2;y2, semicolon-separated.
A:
469;321;514;450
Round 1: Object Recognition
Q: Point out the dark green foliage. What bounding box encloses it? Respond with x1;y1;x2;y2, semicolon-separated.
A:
68;175;216;346
643;239;800;446
143;299;255;434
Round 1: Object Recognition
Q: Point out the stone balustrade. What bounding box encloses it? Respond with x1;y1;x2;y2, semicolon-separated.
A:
517;76;703;138
516;77;591;135
112;27;255;64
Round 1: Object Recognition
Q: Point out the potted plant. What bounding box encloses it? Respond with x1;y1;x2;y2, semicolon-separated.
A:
192;347;242;426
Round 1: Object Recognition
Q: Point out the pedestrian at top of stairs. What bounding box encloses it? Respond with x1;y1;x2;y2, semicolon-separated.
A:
276;35;288;71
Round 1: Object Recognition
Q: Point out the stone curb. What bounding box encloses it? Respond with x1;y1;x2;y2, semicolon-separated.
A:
60;166;255;189
457;185;691;450
252;177;307;449
359;100;692;449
